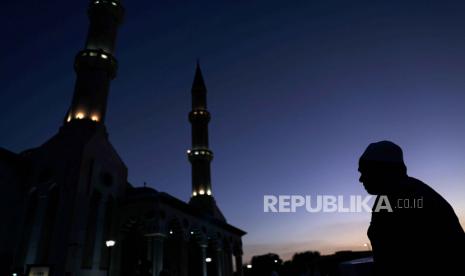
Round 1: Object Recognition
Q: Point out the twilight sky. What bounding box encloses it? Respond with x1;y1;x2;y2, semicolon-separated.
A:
1;0;465;262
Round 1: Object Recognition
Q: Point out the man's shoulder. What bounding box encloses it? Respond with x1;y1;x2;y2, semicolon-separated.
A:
406;176;457;213
405;176;437;196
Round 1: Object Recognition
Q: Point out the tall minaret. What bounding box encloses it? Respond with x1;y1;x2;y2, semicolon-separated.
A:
188;63;225;220
65;0;124;124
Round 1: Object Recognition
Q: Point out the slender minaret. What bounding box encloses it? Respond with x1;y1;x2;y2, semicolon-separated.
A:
188;63;225;220
188;62;213;197
64;0;124;124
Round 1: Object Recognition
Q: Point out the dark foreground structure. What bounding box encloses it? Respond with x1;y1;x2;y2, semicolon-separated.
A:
0;1;245;275
244;251;373;276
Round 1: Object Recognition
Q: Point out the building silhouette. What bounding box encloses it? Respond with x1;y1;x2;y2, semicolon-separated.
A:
0;0;245;275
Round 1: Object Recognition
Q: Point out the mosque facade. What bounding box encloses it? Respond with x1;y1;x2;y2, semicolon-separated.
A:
0;0;245;275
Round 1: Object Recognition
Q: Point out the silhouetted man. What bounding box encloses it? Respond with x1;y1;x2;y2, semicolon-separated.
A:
358;141;465;276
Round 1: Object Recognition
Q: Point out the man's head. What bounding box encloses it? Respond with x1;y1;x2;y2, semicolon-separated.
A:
358;141;407;195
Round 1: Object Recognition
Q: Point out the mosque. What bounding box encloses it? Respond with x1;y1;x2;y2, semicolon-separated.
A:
0;0;246;275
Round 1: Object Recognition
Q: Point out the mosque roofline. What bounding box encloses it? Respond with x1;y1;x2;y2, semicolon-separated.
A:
121;186;246;236
158;192;246;236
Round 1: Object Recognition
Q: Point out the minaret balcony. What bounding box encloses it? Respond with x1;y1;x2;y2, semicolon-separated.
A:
187;148;213;161
89;0;124;24
192;188;212;197
189;109;211;122
66;110;101;124
74;49;118;79
92;0;120;7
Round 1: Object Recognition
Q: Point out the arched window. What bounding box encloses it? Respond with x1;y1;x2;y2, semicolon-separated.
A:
81;190;102;268
99;196;114;269
37;186;60;262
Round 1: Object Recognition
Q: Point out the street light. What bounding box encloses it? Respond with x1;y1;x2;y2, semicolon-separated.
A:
106;240;116;276
205;257;212;263
363;242;372;251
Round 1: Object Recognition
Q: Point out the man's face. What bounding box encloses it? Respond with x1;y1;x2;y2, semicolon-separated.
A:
358;161;390;195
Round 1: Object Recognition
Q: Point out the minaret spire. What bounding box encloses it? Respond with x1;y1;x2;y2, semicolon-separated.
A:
187;63;225;221
64;0;124;125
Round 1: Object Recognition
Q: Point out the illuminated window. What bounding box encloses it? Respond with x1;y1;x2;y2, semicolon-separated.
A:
187;149;191;154
75;112;85;119
199;189;205;195
206;189;211;195
111;2;117;6
194;151;199;155
101;54;108;59
67;115;71;122
89;52;97;57
192;191;197;196
91;115;99;122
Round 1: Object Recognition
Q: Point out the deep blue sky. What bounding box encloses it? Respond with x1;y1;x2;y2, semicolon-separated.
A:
1;0;465;261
